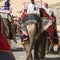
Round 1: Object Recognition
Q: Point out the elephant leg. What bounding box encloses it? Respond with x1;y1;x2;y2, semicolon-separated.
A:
34;31;46;60
34;40;40;60
39;31;46;59
25;41;33;60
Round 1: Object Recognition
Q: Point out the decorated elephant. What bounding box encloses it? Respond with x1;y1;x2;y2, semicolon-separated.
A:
20;13;52;60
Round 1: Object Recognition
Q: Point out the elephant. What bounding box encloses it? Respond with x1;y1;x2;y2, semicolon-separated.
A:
21;13;52;60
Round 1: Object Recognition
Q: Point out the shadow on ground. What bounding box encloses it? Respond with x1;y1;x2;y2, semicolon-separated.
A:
11;48;25;52
43;57;60;60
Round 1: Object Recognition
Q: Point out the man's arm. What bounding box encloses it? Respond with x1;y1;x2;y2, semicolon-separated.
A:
36;4;39;13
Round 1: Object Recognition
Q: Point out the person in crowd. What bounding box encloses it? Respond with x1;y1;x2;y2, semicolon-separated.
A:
4;0;10;10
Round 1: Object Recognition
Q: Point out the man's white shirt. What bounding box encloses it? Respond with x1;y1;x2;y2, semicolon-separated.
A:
27;3;39;14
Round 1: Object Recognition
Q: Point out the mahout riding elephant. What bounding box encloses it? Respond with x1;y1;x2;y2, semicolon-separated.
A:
21;13;52;60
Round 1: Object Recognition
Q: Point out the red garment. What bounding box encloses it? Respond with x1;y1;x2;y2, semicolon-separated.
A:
0;20;1;32
47;25;53;36
42;8;51;19
0;32;11;51
40;8;51;19
40;8;53;36
0;19;11;51
20;9;27;21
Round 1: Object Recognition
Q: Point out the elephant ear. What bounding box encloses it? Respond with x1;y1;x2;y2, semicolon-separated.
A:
41;17;52;30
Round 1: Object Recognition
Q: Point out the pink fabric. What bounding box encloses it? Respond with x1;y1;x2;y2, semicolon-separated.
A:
0;32;11;51
20;9;27;21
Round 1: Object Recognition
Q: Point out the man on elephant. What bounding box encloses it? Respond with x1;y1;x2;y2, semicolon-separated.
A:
27;0;39;14
20;0;39;21
20;0;40;50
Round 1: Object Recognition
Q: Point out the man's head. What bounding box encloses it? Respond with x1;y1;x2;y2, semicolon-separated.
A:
45;3;48;8
31;0;35;4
